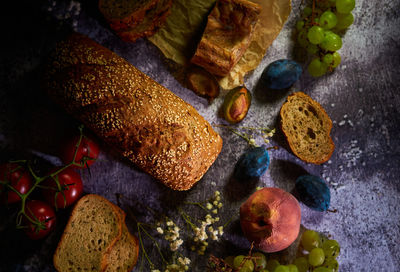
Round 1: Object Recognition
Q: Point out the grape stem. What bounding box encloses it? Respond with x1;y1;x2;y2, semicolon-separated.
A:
311;0;317;25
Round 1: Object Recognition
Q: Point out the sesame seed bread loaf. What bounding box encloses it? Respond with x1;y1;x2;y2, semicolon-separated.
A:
280;92;335;164
43;33;223;190
53;194;124;272
98;0;158;32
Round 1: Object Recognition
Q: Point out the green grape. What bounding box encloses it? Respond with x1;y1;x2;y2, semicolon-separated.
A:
335;12;354;30
274;265;290;272
314;267;331;272
233;255;255;272
321;32;342;51
297;29;309;48
224;256;235;267
307;44;319;55
303;7;312;17
266;259;280;272
314;18;320;24
320;11;338;29
296;20;305;31
308;248;325;267
323;54;334;65
253;252;267;269
332;52;341;68
287;264;299;272
336;0;356;14
301;230;322;251
294;257;309;272
307;26;325;45
322;258;339;272
322;239;340;258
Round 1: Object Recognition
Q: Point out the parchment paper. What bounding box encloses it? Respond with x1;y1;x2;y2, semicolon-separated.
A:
148;0;291;90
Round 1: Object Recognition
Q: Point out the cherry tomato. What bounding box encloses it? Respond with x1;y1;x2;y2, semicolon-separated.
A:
23;200;56;240
42;167;83;209
0;163;33;204
61;134;100;168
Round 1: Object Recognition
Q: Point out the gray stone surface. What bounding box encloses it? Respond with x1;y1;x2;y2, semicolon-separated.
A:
0;0;399;271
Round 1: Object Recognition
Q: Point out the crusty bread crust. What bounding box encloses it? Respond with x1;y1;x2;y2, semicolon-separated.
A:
280;92;335;164
103;206;139;272
191;0;261;76
43;33;223;190
53;194;124;272
98;0;159;32
116;0;172;42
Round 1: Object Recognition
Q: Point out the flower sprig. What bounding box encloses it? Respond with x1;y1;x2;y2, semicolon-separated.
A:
214;124;276;147
181;191;231;255
120;190;233;272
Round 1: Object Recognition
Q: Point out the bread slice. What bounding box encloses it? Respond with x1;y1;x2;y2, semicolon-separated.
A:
98;0;159;32
191;0;261;76
116;0;172;42
53;194;124;272
280;92;334;164
103;206;139;272
104;223;139;272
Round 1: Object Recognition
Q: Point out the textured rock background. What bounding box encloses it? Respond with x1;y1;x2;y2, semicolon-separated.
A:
0;0;399;271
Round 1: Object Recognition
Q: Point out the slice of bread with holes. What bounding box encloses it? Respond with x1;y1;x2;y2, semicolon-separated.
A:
53;194;139;272
280;92;334;164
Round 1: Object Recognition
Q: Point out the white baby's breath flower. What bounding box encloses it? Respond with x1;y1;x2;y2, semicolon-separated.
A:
156;227;164;234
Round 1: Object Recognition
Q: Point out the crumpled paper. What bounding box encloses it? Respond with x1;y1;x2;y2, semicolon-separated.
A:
148;0;291;90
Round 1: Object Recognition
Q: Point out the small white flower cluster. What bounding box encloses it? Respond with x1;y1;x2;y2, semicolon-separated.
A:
166;257;191;272
157;219;183;252
151;257;190;272
262;128;275;144
190;191;224;255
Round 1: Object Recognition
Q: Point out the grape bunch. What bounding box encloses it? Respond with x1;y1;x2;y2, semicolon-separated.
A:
213;229;340;272
295;0;355;77
295;229;340;272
